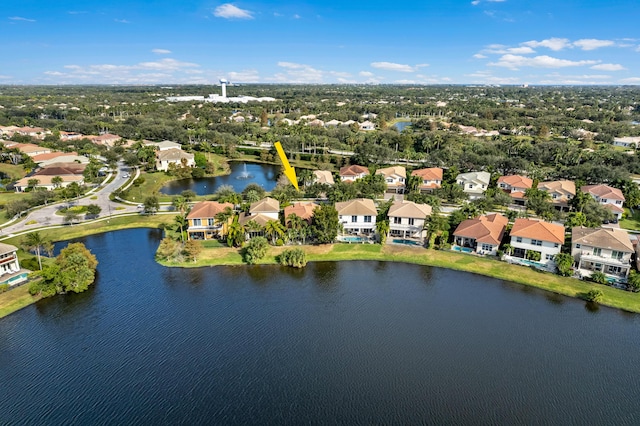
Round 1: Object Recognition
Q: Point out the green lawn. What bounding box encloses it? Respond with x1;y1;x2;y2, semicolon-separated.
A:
620;208;640;231
0;163;28;181
0;285;40;319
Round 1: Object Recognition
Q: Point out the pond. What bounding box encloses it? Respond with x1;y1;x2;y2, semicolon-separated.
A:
393;121;412;132
160;161;280;195
1;229;640;424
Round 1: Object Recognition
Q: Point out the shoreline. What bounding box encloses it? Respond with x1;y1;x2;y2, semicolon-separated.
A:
2;227;640;320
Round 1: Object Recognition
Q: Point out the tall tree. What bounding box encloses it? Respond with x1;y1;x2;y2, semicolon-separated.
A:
23;231;49;270
311;204;339;244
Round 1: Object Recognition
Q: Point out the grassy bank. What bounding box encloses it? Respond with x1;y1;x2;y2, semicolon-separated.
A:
0;285;41;318
161;243;640;313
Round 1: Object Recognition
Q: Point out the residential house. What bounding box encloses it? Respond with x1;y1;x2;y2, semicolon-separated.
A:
613;136;640;149
376;166;406;193
359;121;376;131
156;149;196;172
339;165;369;182
89;133;122;147
537;180;575;211
14;162;86;192
284;202;319;225
336;198;377;235
59;131;84;141
497;174;533;206
508;218;565;265
0;242;27;286
239;197;281;234
32;151;89;166
14;126;49;140
572;226;634;280
452;213;508;256
186;201;234;240
5;143;52;157
145;140;184;151
581;184;625;220
312;170;335;186
411;167;443;193
455;171;491;200
388;200;432;240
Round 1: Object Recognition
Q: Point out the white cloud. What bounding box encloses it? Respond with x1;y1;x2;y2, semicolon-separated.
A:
370;62;425;72
359;71;375;77
8;16;36;22
591;63;626;71
214;4;254;19
471;1;480;5
227;69;260;82
485;46;536;54
522;38;571;51
620;77;640;84
152;49;172;55
114;19;131;24
293;14;301;19
273;62;325;83
473;53;488;59
572;39;615;51
489;54;598;69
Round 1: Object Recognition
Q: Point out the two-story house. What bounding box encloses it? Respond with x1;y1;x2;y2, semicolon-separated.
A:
455;171;491;200
453;213;508;256
375;166;406;194
335;198;377;235
537;180;575;211
411;167;443;193
497;175;533;206
508;218;565;265
581;184;625;220
572;226;634;280
187;201;234;240
0;242;27;286
284;202;319;225
339;165;369;182
312;170;334;186
156;149;196;172
387;200;432;240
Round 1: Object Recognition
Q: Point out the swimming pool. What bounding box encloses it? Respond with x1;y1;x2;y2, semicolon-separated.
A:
338;236;371;243
392;239;423;247
452;246;474;253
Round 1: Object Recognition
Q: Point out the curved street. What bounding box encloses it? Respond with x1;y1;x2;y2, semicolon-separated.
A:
0;163;142;238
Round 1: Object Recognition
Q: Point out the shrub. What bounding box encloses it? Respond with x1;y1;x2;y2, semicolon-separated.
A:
585;288;604;303
0;283;9;293
276;238;284;246
133;177;145;187
279;248;307;268
589;271;607;285
243;237;269;264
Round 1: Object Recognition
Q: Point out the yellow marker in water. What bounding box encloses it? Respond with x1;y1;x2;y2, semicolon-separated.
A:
274;141;299;190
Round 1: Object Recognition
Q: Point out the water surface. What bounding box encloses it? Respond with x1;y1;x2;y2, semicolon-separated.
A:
1;229;640;425
160;162;279;195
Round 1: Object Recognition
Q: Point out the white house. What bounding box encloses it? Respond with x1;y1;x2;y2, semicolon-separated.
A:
339;165;369;182
156;148;195;172
456;171;491;200
375;166;406;193
0;242;26;286
335;198;377;235
388;200;432;240
359;121;376;131
581;184;625;220
508;218;565;265
537;180;575;211
613;136;640;149
572;226;634;280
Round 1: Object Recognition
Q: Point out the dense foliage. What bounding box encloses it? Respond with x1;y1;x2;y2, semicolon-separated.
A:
278;248;307;268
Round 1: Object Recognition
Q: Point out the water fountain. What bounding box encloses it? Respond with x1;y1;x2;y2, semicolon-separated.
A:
236;163;253;180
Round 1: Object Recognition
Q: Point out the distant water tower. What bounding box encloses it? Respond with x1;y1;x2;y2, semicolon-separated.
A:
220;79;228;98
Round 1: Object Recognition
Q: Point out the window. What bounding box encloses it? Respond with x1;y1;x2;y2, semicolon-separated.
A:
193;219;201;226
351;215;357;222
612;250;623;260
208;218;215;226
531;239;542;246
364;216;372;223
545;254;554;260
516;237;522;243
393;217;401;224
468;184;474;189
593;248;602;256
481;244;492;252
576;244;581;249
408;218;415;226
554;243;559;248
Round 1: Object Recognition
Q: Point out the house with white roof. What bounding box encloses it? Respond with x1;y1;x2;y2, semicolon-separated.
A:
613;136;640;149
156;149;195;172
388;200;432;240
375;166;406;193
312;170;334;186
572;226;634;280
455;171;491;200
336;198;377;235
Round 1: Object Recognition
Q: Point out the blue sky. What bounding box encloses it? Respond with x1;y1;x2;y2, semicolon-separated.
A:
2;0;640;85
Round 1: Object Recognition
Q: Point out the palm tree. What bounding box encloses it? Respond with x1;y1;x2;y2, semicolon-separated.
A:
226;217;245;247
376;220;390;244
51;176;63;189
214;207;234;239
172;196;189;216
174;215;188;242
264;220;285;245
24;232;48;270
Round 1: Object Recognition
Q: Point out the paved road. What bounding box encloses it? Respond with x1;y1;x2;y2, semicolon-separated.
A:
0;162;142;238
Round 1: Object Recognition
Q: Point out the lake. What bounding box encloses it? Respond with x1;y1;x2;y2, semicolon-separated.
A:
393;121;412;132
1;229;640;424
160;162;279;195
